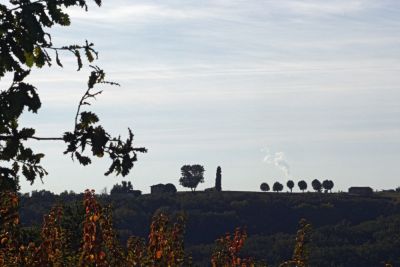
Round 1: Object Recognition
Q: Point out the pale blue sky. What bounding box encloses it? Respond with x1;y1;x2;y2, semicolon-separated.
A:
7;0;400;193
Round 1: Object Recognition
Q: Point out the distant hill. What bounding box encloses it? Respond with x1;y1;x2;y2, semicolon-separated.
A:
19;191;400;266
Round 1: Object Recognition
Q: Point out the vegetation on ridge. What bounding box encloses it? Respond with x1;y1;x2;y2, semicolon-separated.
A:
14;190;400;266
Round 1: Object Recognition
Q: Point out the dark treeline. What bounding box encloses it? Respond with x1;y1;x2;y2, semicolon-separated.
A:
260;179;335;193
18;190;400;266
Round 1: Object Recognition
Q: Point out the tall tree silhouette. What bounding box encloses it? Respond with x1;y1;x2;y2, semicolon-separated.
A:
0;0;147;191
179;165;205;192
215;166;222;192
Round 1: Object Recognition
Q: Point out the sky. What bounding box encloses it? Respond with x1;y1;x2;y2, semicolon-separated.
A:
5;0;400;193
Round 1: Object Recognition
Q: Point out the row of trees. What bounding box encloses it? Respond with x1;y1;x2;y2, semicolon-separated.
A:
107;175;333;196
260;179;335;193
177;164;335;195
104;176;335;196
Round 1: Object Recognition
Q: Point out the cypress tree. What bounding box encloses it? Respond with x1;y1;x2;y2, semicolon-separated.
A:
215;166;222;192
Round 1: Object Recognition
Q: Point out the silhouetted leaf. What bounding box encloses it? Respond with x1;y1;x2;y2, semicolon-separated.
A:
94;0;102;7
75;152;92;166
55;50;63;67
19;128;35;139
85;47;94;62
80;111;99;126
13;70;30;82
74;50;83;70
24;52;34;67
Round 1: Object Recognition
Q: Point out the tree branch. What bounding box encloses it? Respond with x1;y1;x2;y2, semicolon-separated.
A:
0;135;63;141
29;136;64;141
9;0;46;11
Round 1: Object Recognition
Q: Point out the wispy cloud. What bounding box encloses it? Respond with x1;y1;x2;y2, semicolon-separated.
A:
68;3;215;23
68;1;374;25
280;0;368;16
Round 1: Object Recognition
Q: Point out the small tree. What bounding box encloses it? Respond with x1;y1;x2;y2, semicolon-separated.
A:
322;180;334;193
311;179;322;193
215;166;222;192
273;182;283;193
328;180;334;192
165;183;177;193
298;180;307;192
286;180;294;193
179;165;205;192
260;182;270;192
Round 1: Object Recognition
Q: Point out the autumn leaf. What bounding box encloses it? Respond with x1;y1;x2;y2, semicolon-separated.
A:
156;250;162;259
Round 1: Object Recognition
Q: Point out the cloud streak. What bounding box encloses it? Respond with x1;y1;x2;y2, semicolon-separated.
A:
279;0;368;16
68;3;216;23
68;1;376;24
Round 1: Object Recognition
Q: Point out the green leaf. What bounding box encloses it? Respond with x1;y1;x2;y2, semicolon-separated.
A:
33;46;45;68
59;12;71;26
24;51;34;67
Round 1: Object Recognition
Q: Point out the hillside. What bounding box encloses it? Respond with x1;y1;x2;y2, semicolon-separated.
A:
19;191;400;266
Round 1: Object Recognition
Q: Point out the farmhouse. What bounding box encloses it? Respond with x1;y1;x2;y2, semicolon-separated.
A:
150;183;177;194
348;187;373;196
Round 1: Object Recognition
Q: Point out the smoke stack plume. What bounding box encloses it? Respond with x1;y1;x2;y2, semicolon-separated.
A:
263;148;291;178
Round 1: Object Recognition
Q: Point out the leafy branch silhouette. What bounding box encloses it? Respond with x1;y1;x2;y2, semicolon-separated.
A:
0;0;147;191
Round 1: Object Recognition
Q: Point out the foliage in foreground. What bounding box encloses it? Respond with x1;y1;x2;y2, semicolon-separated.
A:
0;190;312;266
17;190;400;265
0;0;147;192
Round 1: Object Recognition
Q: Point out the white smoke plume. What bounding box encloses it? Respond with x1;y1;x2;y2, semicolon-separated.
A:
263;148;291;178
